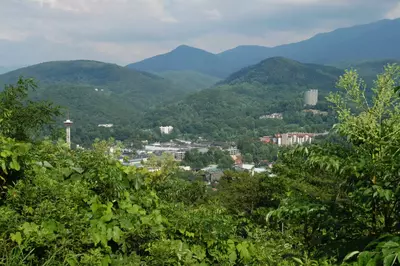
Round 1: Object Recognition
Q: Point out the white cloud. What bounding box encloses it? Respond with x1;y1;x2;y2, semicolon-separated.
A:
204;9;222;21
0;0;398;66
386;3;400;19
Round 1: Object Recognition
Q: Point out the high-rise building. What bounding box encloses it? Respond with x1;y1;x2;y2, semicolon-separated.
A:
304;89;319;106
160;126;174;134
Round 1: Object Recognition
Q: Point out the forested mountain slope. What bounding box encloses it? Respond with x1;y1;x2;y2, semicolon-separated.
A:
0;60;187;144
138;57;342;140
220;57;343;88
157;70;221;91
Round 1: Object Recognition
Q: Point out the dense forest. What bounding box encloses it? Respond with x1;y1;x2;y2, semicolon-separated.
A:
0;63;399;265
139;57;340;140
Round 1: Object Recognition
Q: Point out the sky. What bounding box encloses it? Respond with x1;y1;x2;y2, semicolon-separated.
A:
0;0;399;66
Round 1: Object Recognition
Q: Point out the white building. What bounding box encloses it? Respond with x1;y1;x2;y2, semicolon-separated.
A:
98;124;114;128
304;89;319;106
259;113;283;120
274;132;328;146
160;126;174;135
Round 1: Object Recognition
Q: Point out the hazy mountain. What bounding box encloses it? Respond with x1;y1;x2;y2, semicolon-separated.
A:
157;70;221;91
128;18;400;78
219;18;400;68
127;45;235;78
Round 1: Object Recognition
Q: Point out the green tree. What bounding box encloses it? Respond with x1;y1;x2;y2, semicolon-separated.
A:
0;78;61;141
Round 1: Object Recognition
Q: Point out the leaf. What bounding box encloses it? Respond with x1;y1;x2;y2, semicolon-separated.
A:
228;250;237;263
292;257;304;265
343;251;360;261
236;242;251;263
72;167;84;174
10;159;20;171
112;226;122;242
10;232;22;245
384;254;397;266
383;241;400;249
43;161;53;168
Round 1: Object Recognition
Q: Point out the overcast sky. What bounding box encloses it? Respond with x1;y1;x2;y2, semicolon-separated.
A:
1;0;399;66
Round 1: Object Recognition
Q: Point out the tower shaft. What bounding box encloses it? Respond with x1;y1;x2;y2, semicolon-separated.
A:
66;126;71;148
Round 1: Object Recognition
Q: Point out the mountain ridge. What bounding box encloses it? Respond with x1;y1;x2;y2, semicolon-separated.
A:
128;18;400;77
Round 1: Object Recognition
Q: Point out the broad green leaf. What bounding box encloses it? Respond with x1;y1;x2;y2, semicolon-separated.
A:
10;232;22;245
43;161;53;168
72;167;84;174
384;254;397;266
343;251;360;261
292;257;304;265
112;226;122;242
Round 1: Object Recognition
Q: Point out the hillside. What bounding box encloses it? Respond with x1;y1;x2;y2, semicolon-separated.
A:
0;60;187;144
126;45;235;78
157;70;220;91
128;18;400;77
221;57;342;88
139;57;342;140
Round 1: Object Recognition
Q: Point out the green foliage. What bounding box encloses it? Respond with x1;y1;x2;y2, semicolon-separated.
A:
217;171;286;215
221;57;342;88
182;148;233;169
237;138;278;164
0;78;61;141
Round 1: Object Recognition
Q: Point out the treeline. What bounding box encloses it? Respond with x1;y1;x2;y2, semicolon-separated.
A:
182;148;234;169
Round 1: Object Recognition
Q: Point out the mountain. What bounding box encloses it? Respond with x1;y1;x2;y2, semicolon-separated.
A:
139;57;342;140
0;60;187;144
220;57;343;88
219;18;400;68
128;18;400;78
126;45;235;78
157;70;221;91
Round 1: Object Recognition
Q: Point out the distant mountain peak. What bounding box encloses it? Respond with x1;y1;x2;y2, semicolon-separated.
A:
171;45;213;55
174;44;195;50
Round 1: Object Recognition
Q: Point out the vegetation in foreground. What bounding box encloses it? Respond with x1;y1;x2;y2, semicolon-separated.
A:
0;63;400;265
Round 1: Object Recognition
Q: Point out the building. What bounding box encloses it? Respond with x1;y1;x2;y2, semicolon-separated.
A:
304;89;319;106
260;136;272;144
274;132;328;146
259;113;283;120
98;124;114;128
160;126;174;134
174;151;186;161
227;146;240;156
